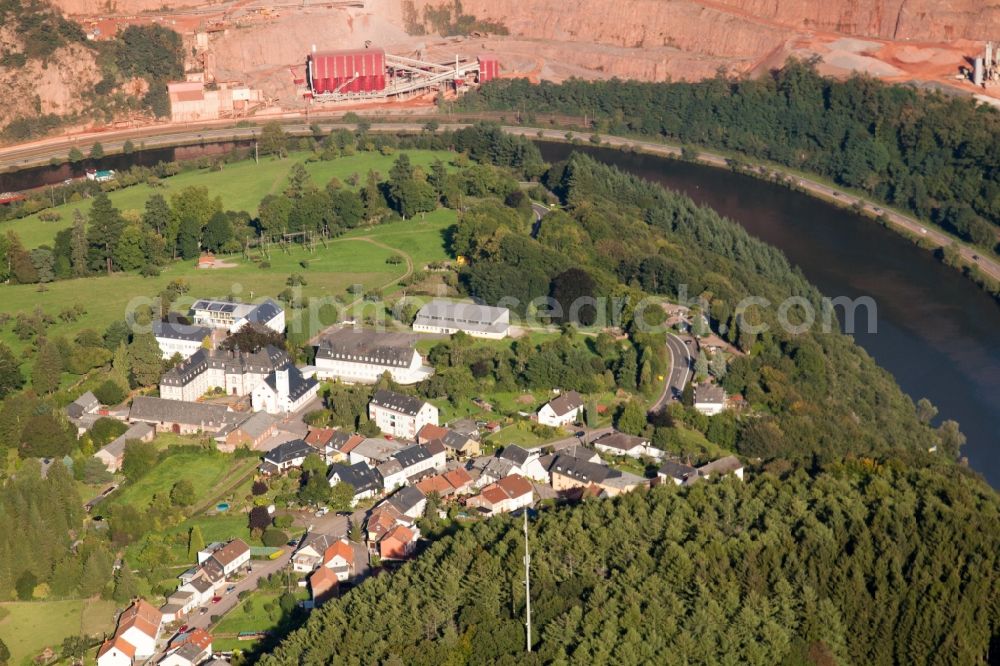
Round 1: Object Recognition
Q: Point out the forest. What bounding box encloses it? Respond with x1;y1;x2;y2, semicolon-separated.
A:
260;463;999;665
455;61;1000;252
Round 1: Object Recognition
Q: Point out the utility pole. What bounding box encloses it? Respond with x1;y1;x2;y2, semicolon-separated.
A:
254;141;259;164
523;509;532;653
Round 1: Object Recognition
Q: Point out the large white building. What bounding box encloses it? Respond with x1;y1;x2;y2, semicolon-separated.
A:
412;299;511;339
251;366;320;414
160;345;291;402
314;328;433;385
537;390;584;427
694;383;726;416
151;321;215;360
190;298;285;334
368;389;439;440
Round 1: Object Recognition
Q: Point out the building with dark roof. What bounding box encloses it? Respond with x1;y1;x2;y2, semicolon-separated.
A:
251;365;320;415
327;461;383;502
151;320;215;360
190;298;285;334
67;391;100;419
160;345;291;402
260;439;314;474
214;411;277;452
537;390;584;427
658;460;699;485
129;397;230;434
412;299;511;339
314;328;433;385
368;389;439;439
385;485;427;518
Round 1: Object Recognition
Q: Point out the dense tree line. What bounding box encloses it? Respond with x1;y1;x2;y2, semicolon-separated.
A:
457;61;1000;250
261;463;999;665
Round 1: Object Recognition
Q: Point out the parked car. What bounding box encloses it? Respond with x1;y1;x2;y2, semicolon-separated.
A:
226;585;236;594
211;596;222;604
177;625;189;633
199;607;208;615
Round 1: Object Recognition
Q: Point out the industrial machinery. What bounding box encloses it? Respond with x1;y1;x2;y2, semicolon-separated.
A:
972;41;1000;87
304;46;500;102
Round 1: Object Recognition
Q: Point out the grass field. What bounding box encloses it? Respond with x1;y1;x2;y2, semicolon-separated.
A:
107;451;236;510
0;598;117;665
5;150;455;249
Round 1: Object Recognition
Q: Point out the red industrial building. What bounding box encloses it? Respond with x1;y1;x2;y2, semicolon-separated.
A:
304;45;500;101
477;56;500;83
307;48;386;95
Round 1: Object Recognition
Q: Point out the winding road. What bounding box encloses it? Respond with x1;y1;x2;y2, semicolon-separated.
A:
653;333;693;411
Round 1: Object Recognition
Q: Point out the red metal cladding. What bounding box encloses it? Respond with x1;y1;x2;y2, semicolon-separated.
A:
477;56;499;83
309;48;386;94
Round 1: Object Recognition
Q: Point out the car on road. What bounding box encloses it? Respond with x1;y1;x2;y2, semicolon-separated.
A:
972;254;980;261
919;227;927;234
199;607;208;615
177;624;189;633
226;585;236;594
211;596;222;604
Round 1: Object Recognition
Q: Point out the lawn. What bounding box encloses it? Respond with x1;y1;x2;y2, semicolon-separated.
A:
0;598;117;665
0;237;402;357
4;149;455;249
211;588;309;652
107;451;237;510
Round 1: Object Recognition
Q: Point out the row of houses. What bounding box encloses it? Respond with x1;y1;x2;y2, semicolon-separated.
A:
97;600;216;666
160;539;251;623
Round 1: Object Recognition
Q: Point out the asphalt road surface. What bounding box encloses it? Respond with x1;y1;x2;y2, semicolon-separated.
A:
652;333;693;411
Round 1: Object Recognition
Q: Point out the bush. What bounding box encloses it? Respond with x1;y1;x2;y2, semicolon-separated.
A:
93;379;127;406
273;514;293;529
262;527;288;547
251;480;269;496
90;417;128;447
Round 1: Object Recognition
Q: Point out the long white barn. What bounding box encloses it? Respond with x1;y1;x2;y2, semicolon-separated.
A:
314;328;433;385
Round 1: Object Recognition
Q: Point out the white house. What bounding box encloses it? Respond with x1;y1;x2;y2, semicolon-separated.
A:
251;366;320;415
320;539;355;582
537;391;584;427
260;439;314;474
327;461;383;504
206;539;251;577
190;298;285;334
97;637;134;666
412;299;511;339
697;455;744;481
377;442;447;491
160;346;290;402
293;532;339;573
158;629;212;666
152;321;215;360
657;460;700;486
314;328;433;385
694;383;726;416
592;431;654;459
368;389;439;440
466;474;534;516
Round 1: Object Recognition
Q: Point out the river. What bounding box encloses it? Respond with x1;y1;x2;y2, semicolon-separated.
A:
538;142;1000;487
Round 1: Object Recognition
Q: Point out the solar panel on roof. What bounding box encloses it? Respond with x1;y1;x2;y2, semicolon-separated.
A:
221;304;237;313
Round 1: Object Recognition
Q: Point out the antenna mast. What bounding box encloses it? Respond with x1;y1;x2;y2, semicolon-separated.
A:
523;509;532;653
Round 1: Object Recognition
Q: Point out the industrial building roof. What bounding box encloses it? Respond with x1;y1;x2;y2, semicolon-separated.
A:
315;328;418;368
129;397;229;428
413;299;510;335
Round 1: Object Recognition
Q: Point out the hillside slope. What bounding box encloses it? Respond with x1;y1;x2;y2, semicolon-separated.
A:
260;464;999;664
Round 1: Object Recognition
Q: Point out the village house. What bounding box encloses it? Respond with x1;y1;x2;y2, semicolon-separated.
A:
319;539;355;582
366;503;414;543
379;524;418;561
327;461;383;504
411;299;511;339
549;455;645;497
378;442;448;491
592;431;656;459
466;474;534;516
415;467;474;498
348;437;407;466
251;365;320;414
327;431;366;462
537;390;584;427
385;485;427;519
190;298;285;334
293;531;341;573
368;389;439;440
260;439;314;474
698;455;744;480
97;600;162;666
657;460;700;486
314;328;433;384
129;397;230;434
694;383;727;416
158;629;213;666
417;423;481;459
160;346;291;402
67;391;100;420
303;428;337;461
309;566;339;606
151;320;215;360
479;445;549;486
94;422;155;472
214;411;277;452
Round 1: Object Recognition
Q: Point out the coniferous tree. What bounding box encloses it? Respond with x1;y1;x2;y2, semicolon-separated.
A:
69;211;89;277
87;192;124;274
0;343;23;399
32;340;63;394
188;525;206;560
112;562;139;602
128;332;163;386
142;193;172;236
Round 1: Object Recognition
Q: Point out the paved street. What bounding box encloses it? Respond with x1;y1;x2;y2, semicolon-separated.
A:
652;333;693;411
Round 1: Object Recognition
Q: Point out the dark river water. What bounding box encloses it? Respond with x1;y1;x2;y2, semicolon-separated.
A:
538;142;1000;487
2;139;996;485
